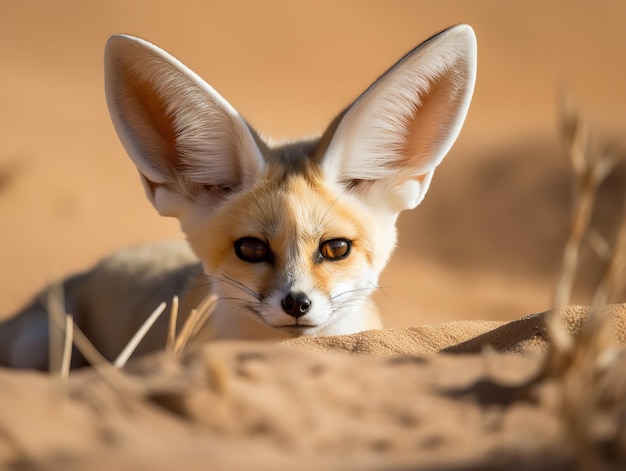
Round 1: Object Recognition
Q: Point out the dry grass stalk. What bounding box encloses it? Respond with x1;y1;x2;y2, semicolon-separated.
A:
188;295;218;342
114;301;167;368
69;320;145;397
549;100;623;355
173;294;218;357
542;101;626;468
555;319;623;469
44;285;144;397
587;228;612;261
552;274;625;469
553;105;618;309
558;215;626;374
166;295;179;355
46;284;66;375
591;216;626;309
60;313;73;381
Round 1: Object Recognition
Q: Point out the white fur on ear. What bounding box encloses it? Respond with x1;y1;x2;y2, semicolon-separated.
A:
104;35;265;216
322;24;477;213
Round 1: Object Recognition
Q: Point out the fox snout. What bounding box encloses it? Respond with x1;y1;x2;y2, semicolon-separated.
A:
281;292;312;318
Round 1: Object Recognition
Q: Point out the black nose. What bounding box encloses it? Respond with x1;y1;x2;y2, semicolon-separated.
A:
281;292;312;318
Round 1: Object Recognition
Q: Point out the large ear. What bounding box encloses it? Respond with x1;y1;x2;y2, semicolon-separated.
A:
321;24;477;214
104;35;265;218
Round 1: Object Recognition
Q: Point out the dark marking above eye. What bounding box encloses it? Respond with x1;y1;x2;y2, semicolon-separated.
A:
319;238;351;261
234;237;273;263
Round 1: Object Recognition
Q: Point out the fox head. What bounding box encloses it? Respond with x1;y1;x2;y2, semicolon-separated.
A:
104;25;477;339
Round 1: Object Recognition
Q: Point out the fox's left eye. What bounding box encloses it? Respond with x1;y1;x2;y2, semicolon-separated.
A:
235;237;272;263
319;238;351;260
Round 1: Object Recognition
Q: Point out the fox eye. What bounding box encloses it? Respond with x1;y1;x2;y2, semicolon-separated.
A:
235;237;272;263
319;238;351;260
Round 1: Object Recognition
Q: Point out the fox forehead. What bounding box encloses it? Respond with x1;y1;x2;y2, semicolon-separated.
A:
229;165;372;259
190;143;380;274
224;134;364;241
236;173;363;244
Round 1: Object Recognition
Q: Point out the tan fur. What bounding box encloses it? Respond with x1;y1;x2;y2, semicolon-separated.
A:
0;25;477;369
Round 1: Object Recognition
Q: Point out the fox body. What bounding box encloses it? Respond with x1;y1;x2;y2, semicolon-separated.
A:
0;25;477;369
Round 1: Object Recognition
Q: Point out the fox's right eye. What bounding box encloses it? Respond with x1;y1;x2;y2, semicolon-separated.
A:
234;237;272;263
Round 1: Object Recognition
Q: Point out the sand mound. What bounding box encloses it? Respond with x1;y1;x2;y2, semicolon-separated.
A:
1;304;625;470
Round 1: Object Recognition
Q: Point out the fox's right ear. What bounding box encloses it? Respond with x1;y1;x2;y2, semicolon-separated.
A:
104;35;265;219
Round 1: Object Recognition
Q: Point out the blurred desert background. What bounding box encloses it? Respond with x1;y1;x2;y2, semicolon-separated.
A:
0;0;624;327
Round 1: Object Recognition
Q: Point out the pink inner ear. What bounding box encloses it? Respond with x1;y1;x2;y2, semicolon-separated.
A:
122;65;180;169
401;65;465;174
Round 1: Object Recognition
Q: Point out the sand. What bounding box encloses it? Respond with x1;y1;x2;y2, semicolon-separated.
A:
1;304;625;469
1;0;625;323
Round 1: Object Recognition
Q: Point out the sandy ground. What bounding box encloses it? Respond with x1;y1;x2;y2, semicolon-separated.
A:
1;304;625;469
1;0;625;325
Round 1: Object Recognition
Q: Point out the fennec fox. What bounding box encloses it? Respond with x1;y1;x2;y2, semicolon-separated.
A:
0;25;477;369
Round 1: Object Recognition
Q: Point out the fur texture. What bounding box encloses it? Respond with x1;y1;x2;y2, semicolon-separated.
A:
0;25;477;368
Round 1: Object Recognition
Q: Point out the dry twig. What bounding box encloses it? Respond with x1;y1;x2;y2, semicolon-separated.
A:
542;99;626;469
166;295;179;355
114;301;168;368
44;285;144;397
174;294;218;357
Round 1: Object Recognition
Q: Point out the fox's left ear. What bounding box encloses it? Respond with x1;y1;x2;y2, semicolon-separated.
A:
321;24;477;214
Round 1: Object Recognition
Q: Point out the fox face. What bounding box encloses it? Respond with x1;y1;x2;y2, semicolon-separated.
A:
104;25;477;339
185;158;388;338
